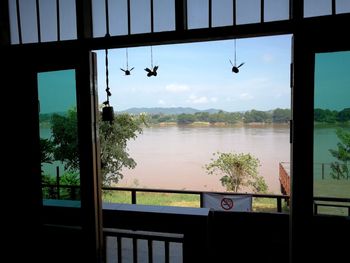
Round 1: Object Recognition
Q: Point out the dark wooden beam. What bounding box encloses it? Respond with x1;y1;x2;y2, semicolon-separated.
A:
0;0;11;45
175;0;187;32
291;0;303;21
76;0;93;39
290;31;314;263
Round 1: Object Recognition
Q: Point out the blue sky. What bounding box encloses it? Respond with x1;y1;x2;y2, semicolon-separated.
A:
38;70;77;114
315;51;350;111
95;34;292;112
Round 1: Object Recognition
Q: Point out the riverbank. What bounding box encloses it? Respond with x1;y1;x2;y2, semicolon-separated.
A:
148;122;290;128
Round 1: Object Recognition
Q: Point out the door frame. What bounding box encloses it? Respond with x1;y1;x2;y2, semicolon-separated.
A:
291;28;350;262
19;46;103;262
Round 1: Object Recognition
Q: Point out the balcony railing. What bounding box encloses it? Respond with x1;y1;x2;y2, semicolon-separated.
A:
103;228;184;263
43;183;289;213
101;186;289;213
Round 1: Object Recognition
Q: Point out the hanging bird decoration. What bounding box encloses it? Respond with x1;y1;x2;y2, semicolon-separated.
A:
145;46;159;77
120;48;134;76
229;39;245;73
145;65;158;77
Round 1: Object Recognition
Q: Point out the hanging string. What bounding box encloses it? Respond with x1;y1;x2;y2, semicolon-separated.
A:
126;48;129;69
150;46;153;68
105;48;111;104
234;39;237;66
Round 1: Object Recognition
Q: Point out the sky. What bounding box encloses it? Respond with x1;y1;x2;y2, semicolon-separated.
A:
38;69;77;114
315;51;350;111
95;34;292;112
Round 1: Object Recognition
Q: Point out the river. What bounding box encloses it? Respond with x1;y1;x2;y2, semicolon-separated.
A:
41;124;348;194
120;124;290;193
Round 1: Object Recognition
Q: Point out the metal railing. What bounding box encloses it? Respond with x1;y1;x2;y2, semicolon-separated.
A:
41;183;289;212
42;183;80;200
42;183;350;216
314;162;350;180
102;186;289;213
103;228;183;263
314;196;350;216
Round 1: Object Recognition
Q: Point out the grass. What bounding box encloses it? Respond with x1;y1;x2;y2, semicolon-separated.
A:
103;190;200;207
102;190;288;213
314;179;350;216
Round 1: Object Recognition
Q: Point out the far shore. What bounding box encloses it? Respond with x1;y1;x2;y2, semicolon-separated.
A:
147;121;290;128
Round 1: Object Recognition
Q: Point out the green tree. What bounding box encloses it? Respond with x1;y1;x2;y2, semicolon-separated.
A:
51;108;79;171
100;113;147;185
272;108;291;123
40;138;54;166
50;108;146;185
329;129;350;179
314;108;338;123
243;110;272;123
337;108;350;122
177;113;196;124
205;152;268;193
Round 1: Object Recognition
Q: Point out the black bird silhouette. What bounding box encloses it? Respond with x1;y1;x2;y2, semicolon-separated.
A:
145;66;159;77
229;60;245;73
120;67;134;76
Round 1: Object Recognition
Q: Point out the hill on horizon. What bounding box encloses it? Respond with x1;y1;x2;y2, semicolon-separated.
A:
120;107;221;115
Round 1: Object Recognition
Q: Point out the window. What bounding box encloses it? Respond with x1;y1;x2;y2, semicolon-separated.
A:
95;35;291;212
38;69;81;206
313;51;350;216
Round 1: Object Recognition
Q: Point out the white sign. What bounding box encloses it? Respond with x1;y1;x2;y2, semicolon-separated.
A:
203;193;252;212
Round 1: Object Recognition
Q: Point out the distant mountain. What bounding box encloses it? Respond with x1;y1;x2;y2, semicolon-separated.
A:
120;107;221;115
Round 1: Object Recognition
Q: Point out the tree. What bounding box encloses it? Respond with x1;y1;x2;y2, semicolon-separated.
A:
177;113;196;124
49;108;146;185
329;129;350;179
205;152;268;193
272;108;290;123
51;108;79;171
99;113;147;185
337;108;350;122
40;138;54;166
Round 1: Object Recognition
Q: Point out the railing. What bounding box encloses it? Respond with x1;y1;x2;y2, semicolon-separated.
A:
102;186;289;213
280;162;350;184
103;228;184;263
314;162;350;180
42;183;289;212
314;196;350;216
42;183;80;200
43;183;350;216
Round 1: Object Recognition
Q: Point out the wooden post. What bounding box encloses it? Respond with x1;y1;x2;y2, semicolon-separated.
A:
56;166;60;199
132;190;137;204
277;197;282;213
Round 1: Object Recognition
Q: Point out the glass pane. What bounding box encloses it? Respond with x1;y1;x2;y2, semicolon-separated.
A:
236;0;261;25
212;0;233;27
18;0;38;43
130;0;151;34
336;0;350;14
38;70;81;206
8;0;19;44
304;0;332;18
264;0;290;22
39;0;58;42
59;0;77;40
314;51;350;216
109;0;128;36
92;0;107;37
154;0;175;32
187;0;209;29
